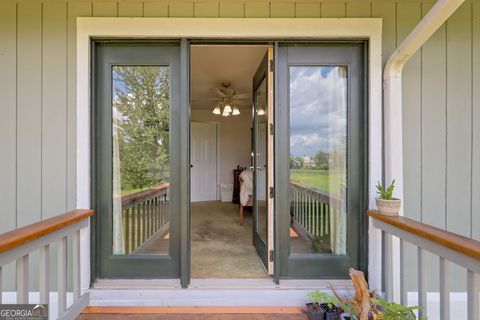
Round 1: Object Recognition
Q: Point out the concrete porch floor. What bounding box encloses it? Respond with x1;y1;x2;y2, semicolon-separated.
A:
190;201;268;278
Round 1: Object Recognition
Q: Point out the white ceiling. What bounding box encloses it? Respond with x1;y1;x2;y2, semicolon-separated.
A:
190;45;269;110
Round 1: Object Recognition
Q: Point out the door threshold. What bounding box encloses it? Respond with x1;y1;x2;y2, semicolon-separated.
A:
93;279;181;289
92;278;353;290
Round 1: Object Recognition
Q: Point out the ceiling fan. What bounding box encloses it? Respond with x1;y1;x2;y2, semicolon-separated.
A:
208;81;249;117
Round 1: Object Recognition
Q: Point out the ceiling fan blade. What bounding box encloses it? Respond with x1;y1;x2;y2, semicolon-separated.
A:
210;88;227;97
194;97;221;101
231;97;250;101
233;93;250;99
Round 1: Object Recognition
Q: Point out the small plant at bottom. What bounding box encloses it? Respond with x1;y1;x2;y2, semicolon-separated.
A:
371;298;427;320
308;291;339;309
376;180;396;200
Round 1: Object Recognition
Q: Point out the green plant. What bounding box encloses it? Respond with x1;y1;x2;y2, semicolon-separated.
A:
376;180;396;200
371;298;427;320
308;291;339;309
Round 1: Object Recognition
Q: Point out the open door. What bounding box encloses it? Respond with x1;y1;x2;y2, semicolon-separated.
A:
252;48;274;274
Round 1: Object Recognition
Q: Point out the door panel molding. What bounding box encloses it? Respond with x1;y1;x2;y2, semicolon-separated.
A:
276;43;368;279
92;42;181;279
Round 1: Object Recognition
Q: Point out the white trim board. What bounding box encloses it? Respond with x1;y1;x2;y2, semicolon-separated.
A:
77;18;383;292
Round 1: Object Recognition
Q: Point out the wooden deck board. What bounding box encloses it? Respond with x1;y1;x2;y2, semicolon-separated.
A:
77;307;309;320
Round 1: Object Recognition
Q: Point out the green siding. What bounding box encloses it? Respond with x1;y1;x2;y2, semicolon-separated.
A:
0;0;479;291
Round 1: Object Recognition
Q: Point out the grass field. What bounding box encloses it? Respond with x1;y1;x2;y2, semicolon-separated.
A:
290;169;344;195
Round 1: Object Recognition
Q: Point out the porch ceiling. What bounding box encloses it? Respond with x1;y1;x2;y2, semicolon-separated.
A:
190;45;269;110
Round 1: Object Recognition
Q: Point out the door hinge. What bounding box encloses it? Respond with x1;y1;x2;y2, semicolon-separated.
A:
269;250;274;262
269;123;274;135
269;186;274;198
269;59;274;72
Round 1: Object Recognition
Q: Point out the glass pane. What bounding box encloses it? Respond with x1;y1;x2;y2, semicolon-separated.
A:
289;66;347;255
255;77;268;243
112;65;170;255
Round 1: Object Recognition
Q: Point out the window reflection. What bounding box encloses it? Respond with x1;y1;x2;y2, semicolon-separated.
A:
289;66;347;255
112;65;170;255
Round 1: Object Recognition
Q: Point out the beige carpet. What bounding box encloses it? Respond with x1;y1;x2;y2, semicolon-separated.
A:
191;201;268;278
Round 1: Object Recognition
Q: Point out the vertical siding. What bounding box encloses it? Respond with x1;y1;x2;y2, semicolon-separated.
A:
43;1;68;219
17;1;43;228
446;3;472;237
473;1;480;241
0;0;479;291
0;1;17;234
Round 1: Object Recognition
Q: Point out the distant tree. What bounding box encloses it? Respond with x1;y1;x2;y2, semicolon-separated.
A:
113;66;170;190
314;150;329;170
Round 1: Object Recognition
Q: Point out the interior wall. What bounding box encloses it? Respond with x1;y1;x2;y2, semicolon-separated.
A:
191;109;252;187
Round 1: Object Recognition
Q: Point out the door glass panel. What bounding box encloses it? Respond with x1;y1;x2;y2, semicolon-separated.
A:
112;65;170;255
254;77;268;243
289;66;347;255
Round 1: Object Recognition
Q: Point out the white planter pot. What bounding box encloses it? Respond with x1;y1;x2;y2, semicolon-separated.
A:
375;197;401;215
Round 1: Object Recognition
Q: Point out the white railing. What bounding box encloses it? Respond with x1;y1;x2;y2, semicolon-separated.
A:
369;210;480;320
0;209;94;320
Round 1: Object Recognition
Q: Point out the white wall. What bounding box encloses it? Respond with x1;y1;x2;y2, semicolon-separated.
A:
191;109;252;186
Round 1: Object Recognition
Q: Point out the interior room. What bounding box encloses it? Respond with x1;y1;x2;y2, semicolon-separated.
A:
190;44;269;278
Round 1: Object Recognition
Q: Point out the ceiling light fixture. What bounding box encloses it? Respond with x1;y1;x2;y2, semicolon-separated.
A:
212;104;221;115
213;100;241;117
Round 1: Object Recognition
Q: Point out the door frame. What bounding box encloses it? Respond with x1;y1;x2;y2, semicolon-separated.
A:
190;121;220;202
77;18;383;291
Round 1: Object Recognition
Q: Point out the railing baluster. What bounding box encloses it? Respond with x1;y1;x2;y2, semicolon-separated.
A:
124;208;129;254
142;202;146;244
16;254;29;304
418;247;427;319
137;204;141;248
148;199;152;238
58;236;67;315
73;230;81;300
384;231;393;301
128;207;133;253
150;198;153;236
39;244;49;304
399;239;406;306
467;270;479;320
0;266;3;304
439;257;450;320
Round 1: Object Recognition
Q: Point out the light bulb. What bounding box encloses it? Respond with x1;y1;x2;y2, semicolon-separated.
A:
224;104;232;113
232;107;240;115
257;108;265;115
213;105;221;115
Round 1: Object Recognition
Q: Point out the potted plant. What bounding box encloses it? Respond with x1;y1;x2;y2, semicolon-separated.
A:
371;298;427;320
375;180;401;215
307;291;340;320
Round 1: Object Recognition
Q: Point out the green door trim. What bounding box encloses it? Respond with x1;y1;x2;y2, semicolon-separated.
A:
180;39;191;288
92;41;182;279
275;42;369;279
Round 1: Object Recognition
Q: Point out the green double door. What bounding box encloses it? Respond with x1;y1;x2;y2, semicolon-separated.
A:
92;41;367;283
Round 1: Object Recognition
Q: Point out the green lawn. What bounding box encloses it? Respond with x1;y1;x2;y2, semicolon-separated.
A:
290;169;344;195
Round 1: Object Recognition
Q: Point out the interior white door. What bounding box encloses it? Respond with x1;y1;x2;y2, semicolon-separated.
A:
191;122;218;202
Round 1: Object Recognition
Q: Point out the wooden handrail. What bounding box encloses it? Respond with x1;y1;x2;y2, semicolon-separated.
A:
368;210;480;260
0;209;94;254
290;181;342;207
121;183;168;206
